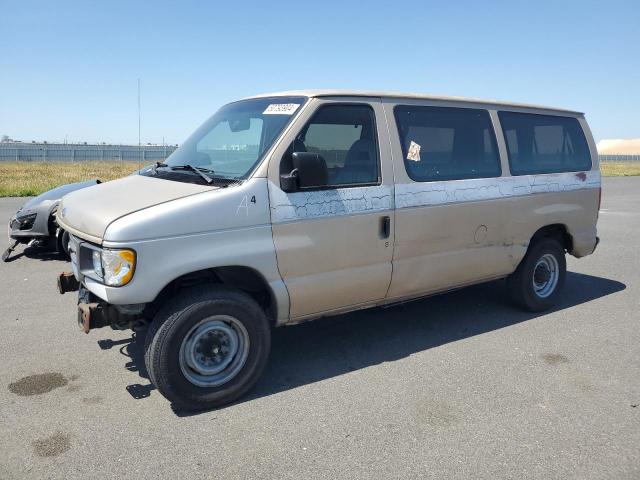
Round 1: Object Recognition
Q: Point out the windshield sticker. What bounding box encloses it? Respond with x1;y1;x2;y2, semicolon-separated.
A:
263;103;300;115
407;141;421;161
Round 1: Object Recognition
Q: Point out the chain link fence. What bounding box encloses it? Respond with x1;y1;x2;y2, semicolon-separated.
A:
1;142;637;163
0;143;177;162
598;154;640;162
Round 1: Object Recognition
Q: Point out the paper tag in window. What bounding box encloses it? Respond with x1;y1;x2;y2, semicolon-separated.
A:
407;141;421;161
263;103;300;115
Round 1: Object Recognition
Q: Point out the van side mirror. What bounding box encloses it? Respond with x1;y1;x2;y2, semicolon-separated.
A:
280;152;328;192
280;169;299;193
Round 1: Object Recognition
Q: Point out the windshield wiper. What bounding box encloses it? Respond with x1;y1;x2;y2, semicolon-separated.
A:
151;161;167;174
155;163;215;184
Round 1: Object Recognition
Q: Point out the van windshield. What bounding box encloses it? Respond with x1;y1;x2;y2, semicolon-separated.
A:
162;97;306;181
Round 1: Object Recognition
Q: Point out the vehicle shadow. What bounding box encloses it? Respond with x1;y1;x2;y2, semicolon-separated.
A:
97;330;156;400
106;272;625;415
3;244;67;263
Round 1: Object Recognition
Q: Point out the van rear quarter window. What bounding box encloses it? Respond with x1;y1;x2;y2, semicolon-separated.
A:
394;106;501;182
498;111;591;175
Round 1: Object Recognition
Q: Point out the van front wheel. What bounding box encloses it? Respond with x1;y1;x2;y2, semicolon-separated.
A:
507;238;566;312
144;286;271;411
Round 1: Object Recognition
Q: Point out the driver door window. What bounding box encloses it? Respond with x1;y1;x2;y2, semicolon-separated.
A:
292;104;380;187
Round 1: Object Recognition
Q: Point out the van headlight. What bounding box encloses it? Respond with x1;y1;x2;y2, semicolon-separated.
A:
91;248;136;286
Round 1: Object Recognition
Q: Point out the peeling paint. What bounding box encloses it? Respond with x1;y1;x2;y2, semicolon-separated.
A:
396;171;600;209
269;184;393;223
269;171;600;223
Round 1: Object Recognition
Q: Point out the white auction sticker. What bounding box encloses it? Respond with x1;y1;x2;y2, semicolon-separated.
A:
263;103;300;115
407;141;421;161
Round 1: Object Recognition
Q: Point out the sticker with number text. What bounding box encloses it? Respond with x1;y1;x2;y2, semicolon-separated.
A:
263;103;300;115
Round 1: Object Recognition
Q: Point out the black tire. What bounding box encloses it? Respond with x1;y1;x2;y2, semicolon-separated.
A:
60;230;70;256
506;237;566;312
144;285;271;411
54;227;70;257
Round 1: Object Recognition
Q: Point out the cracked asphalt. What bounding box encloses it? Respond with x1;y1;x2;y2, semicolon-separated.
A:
1;176;639;479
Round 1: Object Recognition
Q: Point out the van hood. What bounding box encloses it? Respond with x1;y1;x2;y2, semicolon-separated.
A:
57;174;214;242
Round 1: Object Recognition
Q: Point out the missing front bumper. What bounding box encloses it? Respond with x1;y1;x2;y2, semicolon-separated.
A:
76;301;148;334
77;302;114;334
57;272;80;294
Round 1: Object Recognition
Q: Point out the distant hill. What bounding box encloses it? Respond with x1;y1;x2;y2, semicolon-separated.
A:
597;139;640;155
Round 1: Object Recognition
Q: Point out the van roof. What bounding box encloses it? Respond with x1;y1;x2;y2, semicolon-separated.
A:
245;89;583;116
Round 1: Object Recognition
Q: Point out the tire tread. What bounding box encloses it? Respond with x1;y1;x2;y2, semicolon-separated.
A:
507;237;566;312
144;285;270;411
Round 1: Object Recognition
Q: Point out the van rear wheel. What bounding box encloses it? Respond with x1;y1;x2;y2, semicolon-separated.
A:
506;237;566;311
144;286;271;411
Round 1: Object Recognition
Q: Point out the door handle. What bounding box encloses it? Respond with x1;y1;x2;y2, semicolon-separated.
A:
380;216;391;239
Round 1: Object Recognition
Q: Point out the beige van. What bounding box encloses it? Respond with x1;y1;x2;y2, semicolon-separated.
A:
56;90;600;410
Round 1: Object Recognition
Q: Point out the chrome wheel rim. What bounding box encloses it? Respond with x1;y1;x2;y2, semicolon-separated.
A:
179;315;250;388
532;253;559;298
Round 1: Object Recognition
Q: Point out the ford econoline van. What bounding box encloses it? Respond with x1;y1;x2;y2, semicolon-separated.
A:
56;90;600;410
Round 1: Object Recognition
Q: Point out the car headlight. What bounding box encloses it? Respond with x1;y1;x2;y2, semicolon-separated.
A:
16;212;37;230
91;248;136;286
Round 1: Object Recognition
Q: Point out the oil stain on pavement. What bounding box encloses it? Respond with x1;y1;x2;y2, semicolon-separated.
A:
415;399;460;427
32;433;71;457
8;372;68;396
542;353;570;365
82;395;103;405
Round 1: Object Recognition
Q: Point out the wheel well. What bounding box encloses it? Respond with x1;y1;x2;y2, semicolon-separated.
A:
530;224;573;253
47;202;62;237
150;266;276;325
47;209;58;237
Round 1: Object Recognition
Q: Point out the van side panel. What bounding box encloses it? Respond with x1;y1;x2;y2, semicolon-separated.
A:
495;111;600;260
387;171;600;298
506;177;600;260
388;195;513;298
384;99;515;299
384;98;600;301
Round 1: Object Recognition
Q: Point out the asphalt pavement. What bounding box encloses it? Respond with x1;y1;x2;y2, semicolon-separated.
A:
0;177;638;479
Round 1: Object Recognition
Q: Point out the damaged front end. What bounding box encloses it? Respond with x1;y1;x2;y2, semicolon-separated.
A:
58;233;147;334
4;211;49;261
76;289;148;334
58;275;148;333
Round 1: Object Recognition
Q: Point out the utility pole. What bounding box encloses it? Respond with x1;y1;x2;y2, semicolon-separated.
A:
137;78;142;168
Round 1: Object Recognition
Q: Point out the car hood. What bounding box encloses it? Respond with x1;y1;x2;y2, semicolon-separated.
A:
57;174;214;243
20;179;101;212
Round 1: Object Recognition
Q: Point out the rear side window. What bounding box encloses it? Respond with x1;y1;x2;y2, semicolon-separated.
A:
498;112;591;175
394;106;501;182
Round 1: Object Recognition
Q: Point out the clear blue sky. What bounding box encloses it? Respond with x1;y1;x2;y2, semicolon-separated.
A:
1;0;638;145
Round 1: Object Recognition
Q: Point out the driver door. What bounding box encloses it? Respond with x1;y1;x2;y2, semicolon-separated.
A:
267;98;395;320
